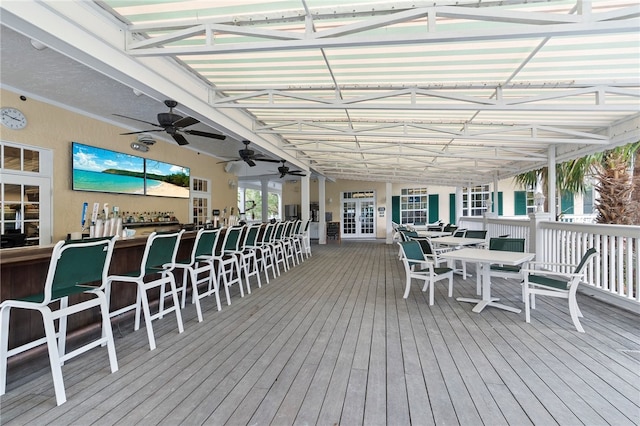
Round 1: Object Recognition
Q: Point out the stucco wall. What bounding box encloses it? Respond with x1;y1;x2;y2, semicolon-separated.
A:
0;89;237;242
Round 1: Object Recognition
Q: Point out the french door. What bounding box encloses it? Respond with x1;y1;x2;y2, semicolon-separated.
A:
1;174;52;245
341;191;375;239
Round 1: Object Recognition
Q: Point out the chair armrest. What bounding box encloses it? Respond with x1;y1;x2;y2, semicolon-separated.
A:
521;269;583;280
527;260;577;269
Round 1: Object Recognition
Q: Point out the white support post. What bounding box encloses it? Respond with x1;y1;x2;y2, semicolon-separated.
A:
318;176;326;245
386;182;393;244
301;174;310;221
548;146;557;221
529;212;551;261
261;178;270;222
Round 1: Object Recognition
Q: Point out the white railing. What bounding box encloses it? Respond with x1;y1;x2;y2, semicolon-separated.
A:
458;215;640;306
558;214;597;223
539;222;640;303
459;216;531;250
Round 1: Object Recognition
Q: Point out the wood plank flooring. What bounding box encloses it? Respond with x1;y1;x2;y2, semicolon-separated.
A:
1;240;639;425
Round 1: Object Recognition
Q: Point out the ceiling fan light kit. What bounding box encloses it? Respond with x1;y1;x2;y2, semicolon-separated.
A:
130;141;149;152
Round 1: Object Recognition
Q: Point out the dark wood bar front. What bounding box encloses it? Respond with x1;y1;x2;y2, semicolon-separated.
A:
0;232;196;373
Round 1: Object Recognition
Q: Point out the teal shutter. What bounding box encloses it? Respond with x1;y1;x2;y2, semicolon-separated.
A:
449;193;456;224
561;193;574;215
490;192;504;216
514;191;527;215
428;194;439;223
392;196;400;223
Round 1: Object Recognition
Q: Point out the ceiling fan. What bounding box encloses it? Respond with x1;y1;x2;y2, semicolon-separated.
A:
277;160;306;178
217;140;281;167
114;99;226;146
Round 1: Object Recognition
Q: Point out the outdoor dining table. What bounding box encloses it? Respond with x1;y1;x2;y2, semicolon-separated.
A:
431;236;487;278
431;236;486;248
416;230;451;238
439;248;535;313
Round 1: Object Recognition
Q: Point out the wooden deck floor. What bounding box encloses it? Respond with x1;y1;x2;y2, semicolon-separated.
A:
1;241;639;425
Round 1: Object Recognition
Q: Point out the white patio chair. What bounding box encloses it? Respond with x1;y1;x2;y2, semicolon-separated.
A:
522;248;598;333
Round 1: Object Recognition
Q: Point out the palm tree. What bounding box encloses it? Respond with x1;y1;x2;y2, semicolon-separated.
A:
593;143;639;225
514;141;640;224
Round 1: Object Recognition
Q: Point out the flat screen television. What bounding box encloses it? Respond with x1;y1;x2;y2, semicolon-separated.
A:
144;158;190;198
72;142;190;198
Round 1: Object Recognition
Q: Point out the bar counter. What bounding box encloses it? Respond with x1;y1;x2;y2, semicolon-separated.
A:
0;232;196;371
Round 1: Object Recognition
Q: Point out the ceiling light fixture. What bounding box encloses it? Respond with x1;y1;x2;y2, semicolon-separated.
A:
130;141;149;152
30;39;47;50
137;133;156;145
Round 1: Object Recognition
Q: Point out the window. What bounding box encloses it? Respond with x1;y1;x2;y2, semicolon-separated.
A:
462;185;490;217
400;187;428;224
583;186;594;214
1;142;51;245
190;177;210;226
514;186;536;215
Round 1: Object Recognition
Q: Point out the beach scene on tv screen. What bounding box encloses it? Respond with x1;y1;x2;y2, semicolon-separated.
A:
145;159;190;198
73;143;145;194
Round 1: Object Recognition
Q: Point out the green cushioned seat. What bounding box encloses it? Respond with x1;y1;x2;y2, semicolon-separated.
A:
490;264;521;273
527;273;569;290
1;236;119;406
398;240;454;305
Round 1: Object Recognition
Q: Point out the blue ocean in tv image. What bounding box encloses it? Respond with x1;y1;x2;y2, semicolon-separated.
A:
72;143;190;198
72;169;145;194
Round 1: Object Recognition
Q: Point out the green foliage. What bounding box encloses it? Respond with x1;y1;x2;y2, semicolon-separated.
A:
240;188;280;220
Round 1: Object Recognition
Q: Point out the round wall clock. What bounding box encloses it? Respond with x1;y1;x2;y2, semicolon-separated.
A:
0;107;27;130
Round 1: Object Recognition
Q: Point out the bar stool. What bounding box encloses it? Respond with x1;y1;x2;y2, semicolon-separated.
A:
213;226;245;305
243;223;272;284
174;228;222;323
270;221;290;273
106;230;185;351
255;221;279;279
0;236;118;406
234;223;262;292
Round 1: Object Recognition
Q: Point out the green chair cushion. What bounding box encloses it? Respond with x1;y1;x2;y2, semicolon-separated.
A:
490;264;521;273
417;266;453;275
528;273;569;290
21;284;93;304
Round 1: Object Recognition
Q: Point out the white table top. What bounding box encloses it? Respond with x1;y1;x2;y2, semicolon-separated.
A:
440;248;535;265
416;230;451;238
432;236;485;247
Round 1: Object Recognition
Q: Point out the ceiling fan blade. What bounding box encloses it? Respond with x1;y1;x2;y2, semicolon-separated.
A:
255;158;281;163
120;129;162;135
183;129;226;140
113;113;160;128
290;172;306;176
172;133;190;146
280;173;287;178
173;116;199;128
245;158;256;167
216;158;241;164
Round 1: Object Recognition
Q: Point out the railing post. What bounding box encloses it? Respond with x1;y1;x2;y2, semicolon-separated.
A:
528;212;551;260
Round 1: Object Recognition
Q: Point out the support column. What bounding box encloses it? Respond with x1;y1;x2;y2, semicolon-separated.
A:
548;146;557;221
455;186;463;224
301;174;310;221
493;173;499;215
386;182;393;244
261;178;270;222
318;176;326;245
529;212;551;261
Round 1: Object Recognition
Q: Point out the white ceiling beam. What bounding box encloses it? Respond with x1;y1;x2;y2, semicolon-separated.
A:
212;85;639;111
124;3;639;56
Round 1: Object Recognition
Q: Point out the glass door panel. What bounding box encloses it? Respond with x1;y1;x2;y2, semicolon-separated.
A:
359;200;375;235
1;175;50;245
342;201;357;235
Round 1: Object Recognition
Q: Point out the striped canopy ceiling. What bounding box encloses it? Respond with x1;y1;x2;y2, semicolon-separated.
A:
92;1;640;183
